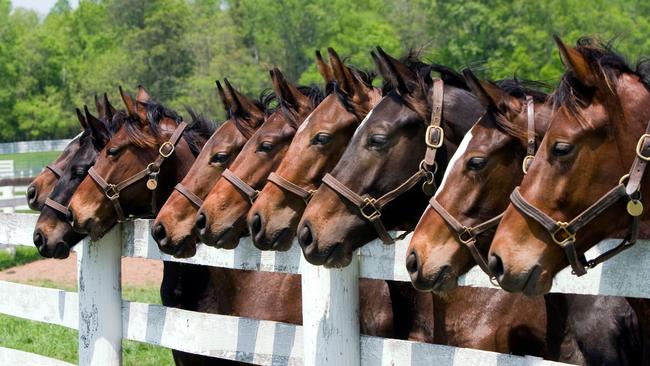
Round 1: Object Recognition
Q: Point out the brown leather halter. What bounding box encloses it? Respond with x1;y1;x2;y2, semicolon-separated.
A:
221;168;260;204
41;165;67;215
509;119;650;276
45;164;63;179
426;96;536;277
173;183;203;208
320;79;444;244
87;122;187;222
267;172;316;203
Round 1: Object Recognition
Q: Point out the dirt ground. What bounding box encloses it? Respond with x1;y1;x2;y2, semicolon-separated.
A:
0;253;163;288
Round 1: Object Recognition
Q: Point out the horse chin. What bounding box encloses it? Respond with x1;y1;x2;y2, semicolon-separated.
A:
322;244;352;269
522;266;552;297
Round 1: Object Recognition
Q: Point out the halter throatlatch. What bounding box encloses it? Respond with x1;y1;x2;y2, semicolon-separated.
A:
510;119;650;276
427;96;537;279
87;122;188;222
221;168;260;205
321;79;445;244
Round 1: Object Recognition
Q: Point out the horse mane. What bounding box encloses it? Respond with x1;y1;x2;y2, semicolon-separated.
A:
230;89;277;139
278;84;326;130
380;49;430;94
184;107;218;156
431;64;470;91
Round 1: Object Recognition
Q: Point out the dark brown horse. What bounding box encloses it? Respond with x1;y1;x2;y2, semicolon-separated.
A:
152;80;270;258
26;95;115;210
34;104;123;258
247;48;382;251
195;68;324;249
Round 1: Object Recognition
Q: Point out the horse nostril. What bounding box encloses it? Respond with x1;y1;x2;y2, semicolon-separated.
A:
406;251;419;275
27;185;37;201
250;214;262;237
488;253;505;280
195;213;207;231
66;209;74;225
33;231;45;249
151;223;167;244
298;225;314;249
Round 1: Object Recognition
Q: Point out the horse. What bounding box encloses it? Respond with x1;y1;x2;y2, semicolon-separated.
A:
407;69;642;365
247;48;382;251
26;95;115;210
33;104;124;258
297;48;549;353
195;68;325;249
152;79;271;258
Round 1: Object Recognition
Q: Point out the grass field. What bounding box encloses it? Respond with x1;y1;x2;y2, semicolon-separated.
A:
0;251;174;365
0;246;42;270
0;151;61;175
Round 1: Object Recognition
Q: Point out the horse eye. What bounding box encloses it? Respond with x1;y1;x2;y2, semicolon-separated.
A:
311;132;332;145
259;141;274;152
552;142;573;157
467;157;488;171
210;152;229;164
368;134;388;148
107;147;119;156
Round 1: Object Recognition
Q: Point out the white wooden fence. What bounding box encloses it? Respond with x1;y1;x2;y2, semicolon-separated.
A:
2;213;649;365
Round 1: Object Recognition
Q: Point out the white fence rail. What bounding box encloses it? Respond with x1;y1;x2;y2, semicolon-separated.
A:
4;212;647;365
0;139;72;154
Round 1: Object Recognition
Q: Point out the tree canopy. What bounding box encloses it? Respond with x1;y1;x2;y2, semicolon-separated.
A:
0;0;648;141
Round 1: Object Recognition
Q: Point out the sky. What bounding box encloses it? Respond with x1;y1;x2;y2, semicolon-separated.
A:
12;0;79;15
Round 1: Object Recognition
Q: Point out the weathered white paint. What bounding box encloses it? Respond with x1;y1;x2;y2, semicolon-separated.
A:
0;213;38;246
0;281;78;329
123;301;303;364
77;229;122;366
0;346;75;366
301;255;360;366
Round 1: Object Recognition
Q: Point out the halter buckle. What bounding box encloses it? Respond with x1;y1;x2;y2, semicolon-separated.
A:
360;198;381;220
159;141;175;158
425;126;444;149
458;227;474;244
305;189;317;204
551;222;576;246
522;155;534;174
250;190;260;204
105;184;120;200
635;134;650;161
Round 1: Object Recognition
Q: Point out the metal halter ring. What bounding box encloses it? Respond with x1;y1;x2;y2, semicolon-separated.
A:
551;222;576;246
105;184;120;200
425;125;444;149
522;155;534;174
147;163;160;173
159;141;175;158
419;160;438;175
360;198;381;220
636;134;650;161
458;227;474;244
249;190;260;204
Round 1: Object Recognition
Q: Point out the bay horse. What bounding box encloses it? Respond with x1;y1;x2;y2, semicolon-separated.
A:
152;80;271;258
195;68;325;249
248;48;382;251
26;95;115;210
298;48;548;354
407;70;643;365
33;105;124;258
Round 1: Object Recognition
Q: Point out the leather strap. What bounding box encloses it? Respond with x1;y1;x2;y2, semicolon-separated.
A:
88;122;188;222
523;96;535;174
268;172;315;203
174;183;203;208
44;197;68;216
221;168;260;204
45;164;63;179
423;79;444;169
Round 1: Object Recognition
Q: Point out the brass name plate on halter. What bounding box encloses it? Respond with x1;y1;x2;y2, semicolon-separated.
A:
146;178;158;190
627;199;644;216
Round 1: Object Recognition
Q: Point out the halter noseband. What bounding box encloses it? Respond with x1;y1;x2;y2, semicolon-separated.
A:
87;122;188;222
509;119;650;276
321;78;444;244
426;96;536;278
45;164;64;179
173;182;204;209
267;172;316;203
220;168;261;204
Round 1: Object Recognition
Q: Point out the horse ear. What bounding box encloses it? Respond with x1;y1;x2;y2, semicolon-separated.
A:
84;105;110;146
315;50;334;85
119;86;138;118
270;67;311;113
375;47;418;95
463;69;504;111
94;94;105;120
216;80;232;115
554;35;597;87
327;47;367;100
224;78;265;122
134;85;150;122
76;107;88;130
103;93;116;122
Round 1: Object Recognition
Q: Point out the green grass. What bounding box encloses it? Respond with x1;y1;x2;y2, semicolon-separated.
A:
0;246;42;270
0;151;61;174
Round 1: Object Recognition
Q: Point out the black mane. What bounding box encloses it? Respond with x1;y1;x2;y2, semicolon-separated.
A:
184;107;218;156
431;64;470;91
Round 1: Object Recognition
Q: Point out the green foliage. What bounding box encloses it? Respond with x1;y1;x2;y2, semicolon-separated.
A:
1;0;650;141
0;246;41;270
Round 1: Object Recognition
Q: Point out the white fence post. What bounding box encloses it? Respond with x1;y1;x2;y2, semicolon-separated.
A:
301;255;360;366
77;226;123;366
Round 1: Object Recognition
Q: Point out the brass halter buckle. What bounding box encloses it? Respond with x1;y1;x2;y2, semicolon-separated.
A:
159;141;175;158
249;190;260;204
522;155;534;174
551;222;576;246
636;134;650;161
425;125;444;149
360;197;381;220
105;184;120;200
458;227;474;244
